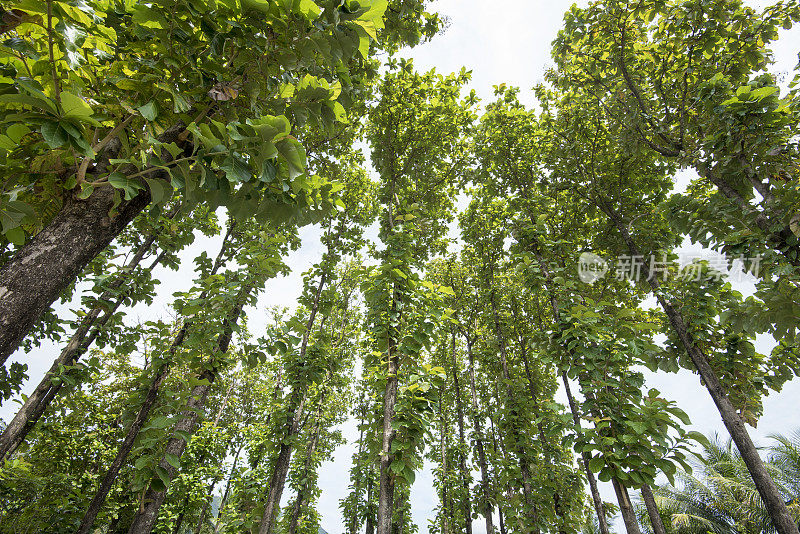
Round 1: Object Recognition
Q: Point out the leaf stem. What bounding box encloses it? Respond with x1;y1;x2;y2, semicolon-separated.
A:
45;0;60;104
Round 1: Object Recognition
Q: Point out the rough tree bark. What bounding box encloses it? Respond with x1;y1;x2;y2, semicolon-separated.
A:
612;478;643;534
520;228;611;534
257;270;329;534
640;484;667;534
0;124;186;365
287;417;322;534
0;205;180;461
449;329;473;534
486;265;536;526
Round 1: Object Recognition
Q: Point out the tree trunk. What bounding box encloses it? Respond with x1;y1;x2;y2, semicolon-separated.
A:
77;357;175;534
487;273;536;523
348;410;367;534
212;445;243;533
377;348;399;534
561;373;610;534
126;281;250;534
257;390;306;534
612;478;642;534
640;484;667;534
258;267;328;534
604;203;800;534
171;493;191;534
439;402;450;534
0;209;178;461
0;124;186;364
466;339;495;534
366;477;376;534
701;166;799;267
519;227;611;534
287;419;322;534
450;330;473;534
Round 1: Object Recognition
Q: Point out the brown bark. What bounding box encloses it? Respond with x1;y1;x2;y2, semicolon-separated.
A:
0;206;180;461
365;477;376;534
612;478;642;534
212;444;243;533
603;201;799;534
377;352;398;534
257;268;329;534
466;339;495;534
520;226;611;534
450;330;473;534
257;390;306;534
562;373;610;534
0;123;186;365
77;357;175;534
486;270;536;525
287;419;322;534
701;167;799;267
439;402;451;534
126;281;250;534
640;484;667;534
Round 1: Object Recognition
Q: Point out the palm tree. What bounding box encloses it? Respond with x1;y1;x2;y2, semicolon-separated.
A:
635;433;800;534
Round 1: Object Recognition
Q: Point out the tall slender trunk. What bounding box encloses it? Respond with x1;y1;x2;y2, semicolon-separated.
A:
640;484;667;534
0;124;186;364
287;419;322;534
257;390;306;534
439;402;450;534
171;493;191;534
450;330;473;534
0;210;178;461
602;201;800;534
612;478;642;534
466;339;495;534
190;380;239;534
366;477;376;534
126;281;251;534
77;356;176;534
377;350;398;534
348;410;367;534
486;269;535;523
489;415;506;534
519;226;611;534
257;268;329;534
77;222;234;532
700;166;799;267
212;445;243;533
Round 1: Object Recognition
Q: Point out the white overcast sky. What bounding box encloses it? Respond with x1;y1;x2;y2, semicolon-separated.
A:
2;1;800;533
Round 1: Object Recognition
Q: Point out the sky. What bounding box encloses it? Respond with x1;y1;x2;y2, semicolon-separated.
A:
2;1;800;533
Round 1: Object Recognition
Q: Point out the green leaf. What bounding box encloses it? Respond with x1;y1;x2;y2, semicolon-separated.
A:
295;0;321;19
144;177;172;205
686;431;710;447
78;182;94;199
138;101;158;121
108;172;144;200
154;465;171;489
59;92;93;120
588;456;604;473
4;226;25;246
41;121;67;148
6;123;30;144
164;453;181;469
